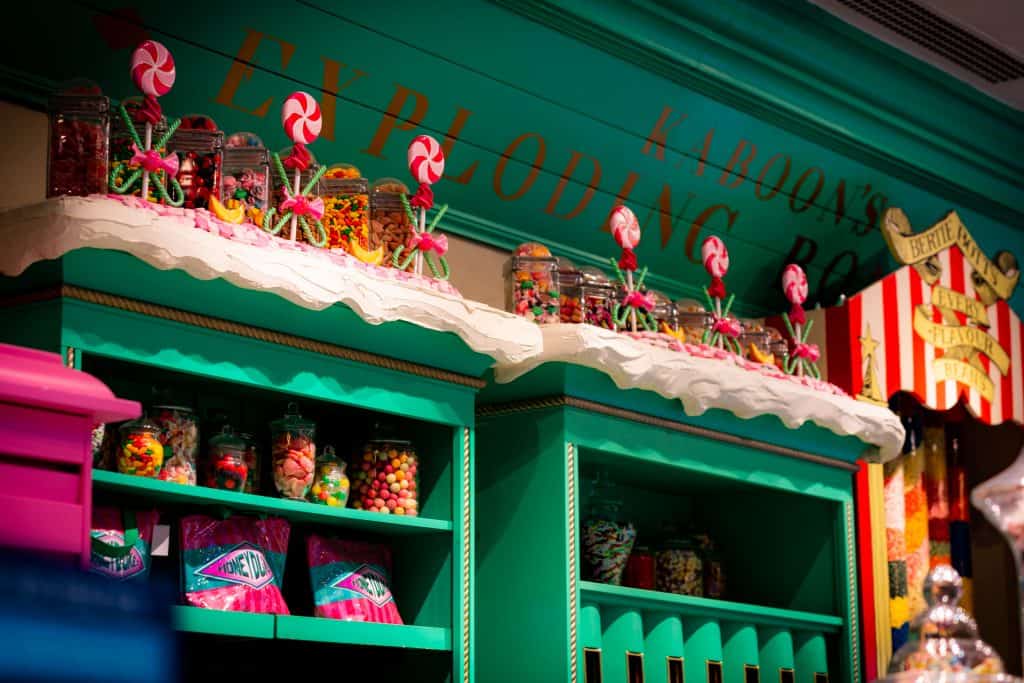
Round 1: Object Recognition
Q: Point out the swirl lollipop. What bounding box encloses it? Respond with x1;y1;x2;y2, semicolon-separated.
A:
394;135;450;278
260;92;327;246
700;236;741;353
780;264;819;378
109;40;184;206
606;205;655;333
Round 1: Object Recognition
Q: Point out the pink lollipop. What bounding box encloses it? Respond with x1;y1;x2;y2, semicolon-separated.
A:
609;205;640;249
701;236;729;278
782;264;808;305
408;135;445;184
131;40;176;97
281;91;322;145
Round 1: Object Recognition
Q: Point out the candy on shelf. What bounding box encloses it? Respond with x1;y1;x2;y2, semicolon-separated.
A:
394;134;451;279
649;290;677;336
581;266;617;329
307;535;403;623
675;299;712;345
219;132;270;225
238;431;261;494
781;264;820;378
89;507;158;581
322;164;372;256
180;514;290;614
116;417;164;477
623;544;655;590
580;471;636;585
738;320;773;364
270;402;316;500
47;80;109;198
309;445;350;507
700;236;742;353
205;426;248;492
656;524;703;596
505;242;560;323
151;404;198;486
370;178;414;270
556;258;584;323
351;424;419;516
167;114;223;210
608;205;656;332
693;531;725;599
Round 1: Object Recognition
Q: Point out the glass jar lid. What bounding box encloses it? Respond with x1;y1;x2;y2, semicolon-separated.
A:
271;402;315;431
372;177;409;195
317;444;343;463
237;432;257;444
579;266;615;289
150;403;194;414
513;242;553;258
48;79;108;113
119;417;161;434
209;425;245;450
225;131;265;148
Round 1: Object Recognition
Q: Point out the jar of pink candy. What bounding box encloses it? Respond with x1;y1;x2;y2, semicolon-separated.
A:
152;404;198;486
580;266;616;329
505;242;560;323
270;402;316;500
46;80;109;198
351;424;419;516
220;132;270;224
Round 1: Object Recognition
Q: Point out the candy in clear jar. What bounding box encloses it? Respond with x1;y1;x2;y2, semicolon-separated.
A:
369;178;413;270
109;96;170;200
238;432;261;494
47;80;109;197
738;320;773;364
624;544;655;590
505;242;560;323
656;525;703;596
168;115;223;210
351;424;419;516
117;418;164;477
273;146;322;244
649;290;678;335
151;404;199;486
205;426;249;492
557;258;583;324
309;445;350;507
322;164;370;254
676;299;713;345
580;266;616;329
220;132;270;225
270;402;316;499
580;471;636;585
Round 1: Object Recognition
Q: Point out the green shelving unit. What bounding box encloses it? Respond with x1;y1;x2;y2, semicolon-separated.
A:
476;366;864;683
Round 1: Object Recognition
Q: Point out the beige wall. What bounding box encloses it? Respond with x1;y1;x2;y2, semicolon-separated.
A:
0;100;508;308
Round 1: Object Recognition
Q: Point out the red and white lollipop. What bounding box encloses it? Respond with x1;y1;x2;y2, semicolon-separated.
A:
282;91;322;145
782;263;809;325
408;135;445;185
609;205;640;250
131;40;175;97
701;236;729;279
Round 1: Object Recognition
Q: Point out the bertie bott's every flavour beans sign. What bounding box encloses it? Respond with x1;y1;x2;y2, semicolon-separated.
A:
9;1;1023;314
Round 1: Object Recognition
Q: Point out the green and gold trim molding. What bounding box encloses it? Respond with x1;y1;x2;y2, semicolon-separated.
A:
462;426;473;683
567;441;579;682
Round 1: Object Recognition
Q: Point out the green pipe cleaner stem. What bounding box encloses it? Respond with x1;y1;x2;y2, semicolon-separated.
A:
609;257;625;285
782;313;796;340
303;165;328;196
393;245;416;271
802;318;815;343
154;118;181;150
428;204;449;232
400;193;417;226
118;104;142;148
634;266;649;291
721;293;736;317
272;153;290;188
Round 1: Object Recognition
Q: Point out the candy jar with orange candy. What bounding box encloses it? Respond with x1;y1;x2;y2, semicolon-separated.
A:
322;163;371;255
270;402;316;500
117;418;164;477
505;242;560;323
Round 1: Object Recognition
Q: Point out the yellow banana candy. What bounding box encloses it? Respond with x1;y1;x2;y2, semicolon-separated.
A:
350;241;385;265
748;343;774;365
209;196;246;224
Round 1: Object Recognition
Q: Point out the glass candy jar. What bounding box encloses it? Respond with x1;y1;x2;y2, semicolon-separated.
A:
650;290;678;335
117;418;164;477
205;426;248;492
656;525;703;596
766;326;789;368
557;258;584;324
168;115;223;210
221;132;270;224
151;404;198;486
238;432;261;494
309;445;350;507
351;425;419;516
270;402;316;500
676;299;713;345
581;471;636;585
624;545;656;590
370;178;413;270
738;320;773;364
47;81;109;197
109;96;170;199
321;164;371;254
506;242;560;323
580;267;616;329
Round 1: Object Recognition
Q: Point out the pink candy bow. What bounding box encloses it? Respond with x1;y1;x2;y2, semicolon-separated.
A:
409;230;449;256
793;342;820;363
711;316;742;338
130;143;179;176
280;194;325;220
623;290;656;312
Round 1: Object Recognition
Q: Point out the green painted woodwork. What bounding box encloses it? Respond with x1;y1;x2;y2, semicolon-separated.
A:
760;628;797;683
683;617;725;683
722;623;760;683
644;615;686;683
172;606;275;639
93;470;452;534
794;632;830;683
3;1;1022;315
603;607;646;682
275;616;451;651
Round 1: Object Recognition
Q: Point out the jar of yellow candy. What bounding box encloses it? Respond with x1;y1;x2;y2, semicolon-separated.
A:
309;445;349;507
117;418;164;477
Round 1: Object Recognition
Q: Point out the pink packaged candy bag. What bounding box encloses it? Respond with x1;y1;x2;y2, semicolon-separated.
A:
181;514;290;614
307;535;403;623
90;507;159;580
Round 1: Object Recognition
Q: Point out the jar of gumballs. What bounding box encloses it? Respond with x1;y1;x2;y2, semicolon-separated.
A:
506;242;560;323
168;115;223;210
109;96;169;199
581;471;636;585
117;418;164;478
205;426;248;492
656;524;703;596
309;445;350;507
238;432;261;494
321;164;370;254
556;258;584;324
580;266;617;329
270;403;316;500
46;80;109;197
370;178;413;270
221;132;270;225
351;424;419;516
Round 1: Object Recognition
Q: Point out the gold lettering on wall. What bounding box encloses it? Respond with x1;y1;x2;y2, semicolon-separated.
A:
214;29;296;117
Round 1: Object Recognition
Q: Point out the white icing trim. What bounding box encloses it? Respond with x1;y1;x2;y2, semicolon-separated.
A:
0;196;542;365
493;324;906;462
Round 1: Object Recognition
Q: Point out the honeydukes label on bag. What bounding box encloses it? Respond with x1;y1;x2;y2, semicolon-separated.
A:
190;542;276;590
329;563;394;608
90;529;149;580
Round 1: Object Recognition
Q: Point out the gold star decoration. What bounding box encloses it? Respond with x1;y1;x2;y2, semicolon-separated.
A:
856;323;887;406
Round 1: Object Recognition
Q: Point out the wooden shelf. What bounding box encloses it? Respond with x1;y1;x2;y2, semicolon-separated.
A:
580;581;843;632
93;470;452;535
275;616;451;651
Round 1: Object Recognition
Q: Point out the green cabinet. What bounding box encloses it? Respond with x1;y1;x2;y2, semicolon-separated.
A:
475;367;862;683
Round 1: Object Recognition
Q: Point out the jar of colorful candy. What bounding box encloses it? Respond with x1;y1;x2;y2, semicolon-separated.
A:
321;164;370;253
117;418;164;477
649;290;678;335
151;404;198;486
580;267;616;329
221;132;270;225
738;320;772;363
270;403;316;499
309;445;350;507
557;259;583;324
656;525;703;596
581;471;636;585
370;179;413;270
352;425;419;516
168;115;223;210
766;326;789;367
47;80;109;197
205;426;248;492
505;242;560;323
676;300;713;345
624;545;656;590
109;97;170;199
238;432;261;494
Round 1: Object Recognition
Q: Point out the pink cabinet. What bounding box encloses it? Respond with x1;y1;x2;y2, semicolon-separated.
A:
0;343;139;567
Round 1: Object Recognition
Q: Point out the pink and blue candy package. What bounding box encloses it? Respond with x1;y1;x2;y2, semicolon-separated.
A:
307;535;403;623
90;507;159;580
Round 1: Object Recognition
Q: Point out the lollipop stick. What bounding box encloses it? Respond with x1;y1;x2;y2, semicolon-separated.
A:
625;270;637;333
289;169;300;241
415;207;426;276
141;122;153;201
795;322;803;376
